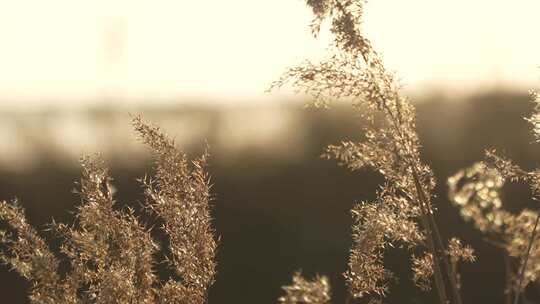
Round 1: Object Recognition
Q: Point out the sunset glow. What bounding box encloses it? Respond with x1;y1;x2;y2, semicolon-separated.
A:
1;0;540;105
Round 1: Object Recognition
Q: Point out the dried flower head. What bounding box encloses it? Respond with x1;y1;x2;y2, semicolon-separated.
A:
278;272;331;304
526;90;540;142
0;116;217;304
344;186;426;296
447;238;475;291
0;201;62;304
133;115;217;300
412;253;434;292
447;238;475;264
273;0;466;302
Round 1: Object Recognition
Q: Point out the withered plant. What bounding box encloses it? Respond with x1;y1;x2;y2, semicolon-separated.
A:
448;91;540;304
0;116;217;304
2;1;540;304
272;1;473;303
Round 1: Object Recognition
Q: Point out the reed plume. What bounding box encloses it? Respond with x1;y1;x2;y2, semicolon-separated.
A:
0;116;217;304
272;0;473;303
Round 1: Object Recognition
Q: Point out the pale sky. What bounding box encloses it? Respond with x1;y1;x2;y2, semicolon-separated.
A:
1;0;540;106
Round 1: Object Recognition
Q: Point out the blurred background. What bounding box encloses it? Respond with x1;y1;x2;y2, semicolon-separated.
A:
2;0;540;303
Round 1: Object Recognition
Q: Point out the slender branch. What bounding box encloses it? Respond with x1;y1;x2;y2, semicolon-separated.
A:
513;209;540;304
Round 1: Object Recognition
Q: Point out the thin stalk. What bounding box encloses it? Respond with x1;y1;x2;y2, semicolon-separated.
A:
420;209;449;304
344;292;352;304
411;170;449;304
427;206;463;304
450;259;458;292
504;251;513;304
411;167;463;304
513;209;540;304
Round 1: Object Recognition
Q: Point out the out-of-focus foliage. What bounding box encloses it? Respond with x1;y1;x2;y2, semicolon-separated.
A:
449;91;540;300
449;156;540;293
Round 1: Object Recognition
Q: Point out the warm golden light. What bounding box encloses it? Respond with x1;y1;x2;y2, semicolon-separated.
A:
1;0;539;105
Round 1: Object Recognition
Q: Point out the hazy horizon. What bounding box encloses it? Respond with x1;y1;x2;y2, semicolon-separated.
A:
1;0;540;106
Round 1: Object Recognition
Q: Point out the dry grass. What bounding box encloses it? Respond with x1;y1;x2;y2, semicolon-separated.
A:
274;1;538;304
0;116;216;304
272;1;473;303
2;1;540;304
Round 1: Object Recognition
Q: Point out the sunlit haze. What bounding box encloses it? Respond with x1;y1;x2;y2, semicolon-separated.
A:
2;0;540;106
